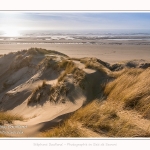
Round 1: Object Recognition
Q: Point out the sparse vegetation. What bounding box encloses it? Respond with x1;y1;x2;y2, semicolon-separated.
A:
58;59;73;69
58;60;86;86
58;60;77;82
68;57;81;61
27;47;51;55
36;57;58;71
39;66;150;138
0;133;8;137
85;61;105;72
41;100;150;137
104;68;150;119
30;59;86;105
26;47;68;57
49;82;70;103
40;120;84;137
71;100;146;137
10;54;33;70
49;60;86;103
80;58;111;75
27;80;48;105
37;57;71;71
0;112;23;125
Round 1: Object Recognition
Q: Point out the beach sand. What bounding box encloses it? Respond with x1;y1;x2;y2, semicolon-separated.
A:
0;39;150;63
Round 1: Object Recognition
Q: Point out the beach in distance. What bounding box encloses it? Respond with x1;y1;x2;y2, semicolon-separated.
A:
0;12;150;138
1;31;150;63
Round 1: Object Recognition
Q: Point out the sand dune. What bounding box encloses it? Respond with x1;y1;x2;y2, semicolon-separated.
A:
0;48;150;137
0;48;87;137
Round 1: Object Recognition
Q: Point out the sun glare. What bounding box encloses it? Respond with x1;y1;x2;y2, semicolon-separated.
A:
2;27;20;37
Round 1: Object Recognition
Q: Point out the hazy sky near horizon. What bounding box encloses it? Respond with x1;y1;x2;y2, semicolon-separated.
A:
0;11;150;31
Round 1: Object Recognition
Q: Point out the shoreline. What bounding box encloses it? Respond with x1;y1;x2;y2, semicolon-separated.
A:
0;39;150;63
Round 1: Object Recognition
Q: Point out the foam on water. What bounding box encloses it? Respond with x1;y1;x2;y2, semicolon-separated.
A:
0;29;150;40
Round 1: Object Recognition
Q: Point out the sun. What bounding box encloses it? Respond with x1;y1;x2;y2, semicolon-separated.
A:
2;27;20;37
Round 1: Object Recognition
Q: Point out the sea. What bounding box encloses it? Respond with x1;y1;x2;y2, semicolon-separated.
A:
0;29;150;41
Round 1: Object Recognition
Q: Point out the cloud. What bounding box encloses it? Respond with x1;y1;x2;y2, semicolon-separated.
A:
0;12;150;30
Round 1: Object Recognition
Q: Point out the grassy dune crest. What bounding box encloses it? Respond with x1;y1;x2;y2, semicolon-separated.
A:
104;68;150;119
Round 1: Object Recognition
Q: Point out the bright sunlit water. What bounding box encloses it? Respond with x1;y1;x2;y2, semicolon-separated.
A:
0;29;150;38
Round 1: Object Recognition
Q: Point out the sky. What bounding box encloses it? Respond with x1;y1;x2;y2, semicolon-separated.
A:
0;11;150;31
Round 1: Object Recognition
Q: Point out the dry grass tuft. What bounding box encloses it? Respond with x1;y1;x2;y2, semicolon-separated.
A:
68;57;81;61
58;60;77;82
104;68;150;119
27;47;50;55
26;47;68;57
85;61;106;72
80;58;111;75
40;120;83;137
49;82;70;103
41;100;150;137
57;60;86;89
27;80;47;105
9;54;33;71
0;133;8;137
71;100;150;137
0;112;23;125
37;57;60;71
